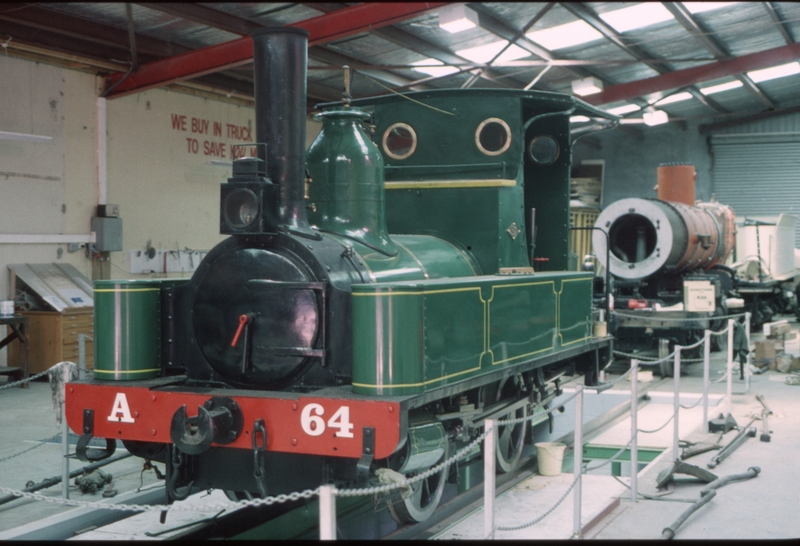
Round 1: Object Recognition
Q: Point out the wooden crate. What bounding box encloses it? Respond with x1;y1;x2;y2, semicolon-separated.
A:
8;308;94;374
570;209;600;271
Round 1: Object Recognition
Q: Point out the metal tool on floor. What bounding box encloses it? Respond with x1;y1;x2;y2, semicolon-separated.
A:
707;419;757;469
708;412;738;433
756;394;772;442
656;459;718;489
680;440;721;460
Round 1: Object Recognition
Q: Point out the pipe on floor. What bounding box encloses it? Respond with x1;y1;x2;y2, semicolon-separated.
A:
661;466;760;539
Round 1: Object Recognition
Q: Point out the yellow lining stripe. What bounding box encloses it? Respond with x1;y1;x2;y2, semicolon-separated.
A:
94;368;161;375
94;288;161;293
385;179;517;189
352;287;481;297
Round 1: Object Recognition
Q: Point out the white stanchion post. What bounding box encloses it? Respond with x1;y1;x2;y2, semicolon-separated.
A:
61;402;69;499
484;418;496;540
726;327;733;417
702;330;710;434
573;385;584;538
630;360;638;503
319;484;337;540
745;312;752;389
673;347;681;461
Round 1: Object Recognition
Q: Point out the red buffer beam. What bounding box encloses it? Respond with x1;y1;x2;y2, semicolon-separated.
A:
105;2;448;99
586;41;800;106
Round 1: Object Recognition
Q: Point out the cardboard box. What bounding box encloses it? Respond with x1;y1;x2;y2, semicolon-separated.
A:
784;332;800;357
764;320;792;338
754;340;777;361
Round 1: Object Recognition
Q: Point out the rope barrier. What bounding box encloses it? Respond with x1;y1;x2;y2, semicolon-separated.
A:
611;311;746;323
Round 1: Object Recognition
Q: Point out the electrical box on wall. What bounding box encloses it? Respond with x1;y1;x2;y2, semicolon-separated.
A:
91;217;123;251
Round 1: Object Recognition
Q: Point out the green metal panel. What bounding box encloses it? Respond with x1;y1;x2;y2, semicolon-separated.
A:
371;95;523;182
489;280;557;366
583;445;664;463
326;233;476;282
93;279;187;380
352;272;594;395
523;110;571;271
559;277;593;346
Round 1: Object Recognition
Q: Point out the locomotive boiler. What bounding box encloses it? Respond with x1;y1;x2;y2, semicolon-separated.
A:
592;165;736;372
66;27;615;524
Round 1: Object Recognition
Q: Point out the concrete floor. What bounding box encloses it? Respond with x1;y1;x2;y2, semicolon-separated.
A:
434;317;800;540
1;318;799;540
0;375;163;536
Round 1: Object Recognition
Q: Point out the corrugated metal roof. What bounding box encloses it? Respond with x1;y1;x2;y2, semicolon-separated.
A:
7;2;800;128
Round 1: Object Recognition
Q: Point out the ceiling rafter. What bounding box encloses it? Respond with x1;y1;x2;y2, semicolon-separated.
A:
105;2;448;99
663;2;774;110
561;2;728;114
762;2;795;45
585;40;800;106
137;3;432;96
303;2;515;89
466;3;649;109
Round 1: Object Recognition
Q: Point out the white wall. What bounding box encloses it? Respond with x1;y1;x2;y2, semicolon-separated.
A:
0;54;323;366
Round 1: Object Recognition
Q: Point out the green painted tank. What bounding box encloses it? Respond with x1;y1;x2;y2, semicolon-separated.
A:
93;279;188;380
306;108;396;255
306;106;478;281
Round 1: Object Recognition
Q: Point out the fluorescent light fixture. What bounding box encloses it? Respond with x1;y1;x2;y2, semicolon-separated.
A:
455;40;529;64
527;20;603;51
700;80;743;95
607;103;642;115
570;115;591;123
0;130;53;144
655;92;693;106
438;4;479;33
410;59;459;78
643;109;669;126
600;3;673;33
683;2;737;14
571;76;603;96
747;62;800;83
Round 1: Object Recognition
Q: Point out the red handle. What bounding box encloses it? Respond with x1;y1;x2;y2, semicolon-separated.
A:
230;314;250;347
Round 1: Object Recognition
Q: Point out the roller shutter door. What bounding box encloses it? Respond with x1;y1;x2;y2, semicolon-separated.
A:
711;134;800;247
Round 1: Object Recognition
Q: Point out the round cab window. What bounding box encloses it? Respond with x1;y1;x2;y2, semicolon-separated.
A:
528;135;559;165
475;118;512;156
382;123;417;160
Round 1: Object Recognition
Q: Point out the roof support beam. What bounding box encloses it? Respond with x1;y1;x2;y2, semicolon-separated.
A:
699;102;800;134
105;2;447;98
585;41;800;106
561;2;727;114
762;2;795;45
663;2;774;110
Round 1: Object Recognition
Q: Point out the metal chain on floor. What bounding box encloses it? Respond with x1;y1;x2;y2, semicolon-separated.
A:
0;432;62;464
0;368;52;390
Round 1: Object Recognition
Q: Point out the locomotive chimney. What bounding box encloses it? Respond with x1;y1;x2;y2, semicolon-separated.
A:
251;27;311;232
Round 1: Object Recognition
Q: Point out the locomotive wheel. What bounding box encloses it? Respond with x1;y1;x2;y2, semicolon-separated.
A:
481;375;527;473
387;442;449;524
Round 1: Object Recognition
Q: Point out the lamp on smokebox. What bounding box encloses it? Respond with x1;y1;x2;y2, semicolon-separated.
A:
219;144;279;235
571;76;603;97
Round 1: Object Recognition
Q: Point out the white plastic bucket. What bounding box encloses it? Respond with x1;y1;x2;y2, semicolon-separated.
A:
0;301;13;316
535;442;566;476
